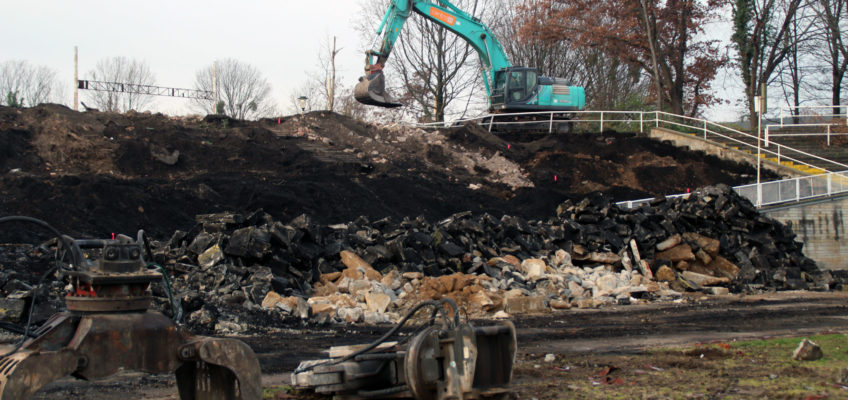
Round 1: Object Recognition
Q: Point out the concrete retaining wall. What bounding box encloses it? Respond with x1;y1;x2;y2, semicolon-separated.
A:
648;127;805;178
763;194;848;270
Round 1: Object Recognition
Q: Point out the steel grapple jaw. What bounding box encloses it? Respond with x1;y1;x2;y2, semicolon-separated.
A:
0;232;262;400
354;70;402;108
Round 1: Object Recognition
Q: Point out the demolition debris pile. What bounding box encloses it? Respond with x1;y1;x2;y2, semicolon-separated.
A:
0;104;771;238
134;184;836;334
0;105;810;334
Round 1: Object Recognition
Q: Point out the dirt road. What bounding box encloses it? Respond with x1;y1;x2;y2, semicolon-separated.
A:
29;291;848;399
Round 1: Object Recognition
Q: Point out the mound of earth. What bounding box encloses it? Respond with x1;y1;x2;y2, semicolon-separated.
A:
0;104;773;239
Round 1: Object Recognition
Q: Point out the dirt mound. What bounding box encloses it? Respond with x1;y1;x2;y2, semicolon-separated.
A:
0;104;771;239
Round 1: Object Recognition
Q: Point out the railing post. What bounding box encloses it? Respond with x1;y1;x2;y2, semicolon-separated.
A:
488;115;494;132
600;112;604;133
703;120;707;139
828;173;832;196
764;126;769;147
827;125;831;146
655;111;659;127
777;144;781;163
640;112;644;133
549;112;554;133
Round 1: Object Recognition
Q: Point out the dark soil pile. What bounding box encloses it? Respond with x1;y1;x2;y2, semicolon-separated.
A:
0;104;771;240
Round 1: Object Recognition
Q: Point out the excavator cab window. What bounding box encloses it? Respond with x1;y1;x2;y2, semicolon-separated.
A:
508;71;525;101
505;69;538;103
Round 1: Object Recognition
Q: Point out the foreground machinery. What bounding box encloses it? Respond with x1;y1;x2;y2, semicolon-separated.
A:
292;299;517;399
355;0;585;132
0;216;261;400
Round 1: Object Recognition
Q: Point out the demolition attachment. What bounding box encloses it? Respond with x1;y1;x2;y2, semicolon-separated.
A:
354;68;402;108
0;217;261;400
292;299;517;399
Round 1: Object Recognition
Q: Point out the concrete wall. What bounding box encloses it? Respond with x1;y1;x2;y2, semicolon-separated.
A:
763;194;848;270
648;127;805;178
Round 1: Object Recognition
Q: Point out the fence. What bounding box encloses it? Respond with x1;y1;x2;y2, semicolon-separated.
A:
766;105;848;147
413;109;846;172
616;170;848;209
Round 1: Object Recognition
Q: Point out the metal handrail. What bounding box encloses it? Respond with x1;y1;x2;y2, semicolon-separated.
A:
617;170;848;209
409;109;847;171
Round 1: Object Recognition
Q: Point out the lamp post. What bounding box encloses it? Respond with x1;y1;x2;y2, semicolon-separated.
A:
754;87;766;207
298;96;308;115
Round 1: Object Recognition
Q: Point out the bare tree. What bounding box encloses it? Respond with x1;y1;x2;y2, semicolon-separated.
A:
297;36;345;113
808;0;847;116
193;58;276;120
774;6;817;122
730;0;806;124
0;60;60;107
84;57;155;112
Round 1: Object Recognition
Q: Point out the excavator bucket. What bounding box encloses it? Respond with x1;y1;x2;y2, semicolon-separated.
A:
354;70;402;108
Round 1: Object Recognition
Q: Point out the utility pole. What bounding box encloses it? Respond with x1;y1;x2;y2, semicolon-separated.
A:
73;46;79;111
327;37;339;111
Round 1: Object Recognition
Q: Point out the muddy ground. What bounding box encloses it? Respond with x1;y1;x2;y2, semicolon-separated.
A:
29;291;848;399
0;104;774;240
0;104;801;399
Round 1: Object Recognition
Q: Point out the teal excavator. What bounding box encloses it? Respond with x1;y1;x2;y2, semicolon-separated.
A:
354;0;586;120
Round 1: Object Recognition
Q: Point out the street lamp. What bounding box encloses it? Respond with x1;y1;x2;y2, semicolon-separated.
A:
298;96;308;115
755;86;766;207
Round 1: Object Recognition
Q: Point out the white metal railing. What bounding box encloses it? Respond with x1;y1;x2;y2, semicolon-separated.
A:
778;105;848;125
616;170;848;209
765;106;848;147
411;110;847;172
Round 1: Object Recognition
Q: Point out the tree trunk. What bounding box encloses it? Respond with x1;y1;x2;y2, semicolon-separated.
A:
639;0;663;112
328;37;337;112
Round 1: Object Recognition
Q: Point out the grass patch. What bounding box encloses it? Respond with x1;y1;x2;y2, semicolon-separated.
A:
513;334;848;399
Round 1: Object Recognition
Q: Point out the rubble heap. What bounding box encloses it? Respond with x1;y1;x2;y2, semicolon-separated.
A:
138;184;835;333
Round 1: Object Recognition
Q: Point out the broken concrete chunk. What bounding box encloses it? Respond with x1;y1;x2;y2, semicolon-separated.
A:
198;244;224;269
707;256;741;280
656;265;675;282
196;212;244;225
0;298;26;322
149;145;179;165
656;234;682;251
680;271;730;286
683;233;721;256
520;258;546;279
365;292;391;313
504;295;548;314
656;244;696;262
587;252;621;265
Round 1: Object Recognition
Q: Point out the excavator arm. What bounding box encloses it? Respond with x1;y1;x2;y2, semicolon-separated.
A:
354;0;511;108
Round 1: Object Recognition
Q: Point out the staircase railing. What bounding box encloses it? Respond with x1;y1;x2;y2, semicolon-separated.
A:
412;110;847;172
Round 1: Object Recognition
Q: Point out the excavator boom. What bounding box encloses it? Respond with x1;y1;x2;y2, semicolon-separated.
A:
355;0;510;108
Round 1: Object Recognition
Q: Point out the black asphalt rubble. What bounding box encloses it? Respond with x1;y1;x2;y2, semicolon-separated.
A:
0;184;842;335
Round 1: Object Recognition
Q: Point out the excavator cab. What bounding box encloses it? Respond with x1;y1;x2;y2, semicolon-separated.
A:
491;67;539;111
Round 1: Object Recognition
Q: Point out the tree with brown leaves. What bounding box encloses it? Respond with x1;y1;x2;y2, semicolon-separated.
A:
519;0;726;117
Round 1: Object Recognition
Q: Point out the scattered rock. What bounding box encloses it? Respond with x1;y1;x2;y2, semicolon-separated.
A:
792;339;823;361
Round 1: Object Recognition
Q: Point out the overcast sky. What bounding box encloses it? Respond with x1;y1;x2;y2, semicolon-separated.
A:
2;0;750;120
0;0;371;115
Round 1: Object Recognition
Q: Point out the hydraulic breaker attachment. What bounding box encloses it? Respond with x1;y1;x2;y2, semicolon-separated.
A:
292;319;517;399
0;227;261;400
354;69;402;108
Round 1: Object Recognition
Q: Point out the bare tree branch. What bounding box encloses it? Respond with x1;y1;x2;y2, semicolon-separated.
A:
84;57;156;112
193;58;276;120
